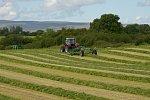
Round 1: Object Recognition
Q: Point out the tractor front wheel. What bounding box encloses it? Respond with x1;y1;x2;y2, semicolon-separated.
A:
60;46;65;52
65;47;69;52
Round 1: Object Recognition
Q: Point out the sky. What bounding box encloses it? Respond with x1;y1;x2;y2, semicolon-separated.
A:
0;0;149;24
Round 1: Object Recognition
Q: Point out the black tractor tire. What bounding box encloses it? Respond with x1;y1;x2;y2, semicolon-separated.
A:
65;47;69;52
80;51;84;57
92;50;97;55
60;46;65;52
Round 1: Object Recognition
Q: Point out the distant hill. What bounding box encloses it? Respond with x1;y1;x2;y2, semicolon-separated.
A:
0;20;90;32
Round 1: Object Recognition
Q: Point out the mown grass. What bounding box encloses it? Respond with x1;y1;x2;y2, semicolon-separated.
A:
0;45;150;99
1;49;150;72
12;51;150;75
0;76;109;100
0;94;19;100
124;49;150;54
105;50;150;61
40;49;150;70
0;55;150;83
1;64;150;97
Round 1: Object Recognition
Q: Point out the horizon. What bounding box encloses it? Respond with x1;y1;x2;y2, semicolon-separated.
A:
0;19;150;25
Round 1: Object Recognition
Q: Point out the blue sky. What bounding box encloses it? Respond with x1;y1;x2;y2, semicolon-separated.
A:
0;0;149;24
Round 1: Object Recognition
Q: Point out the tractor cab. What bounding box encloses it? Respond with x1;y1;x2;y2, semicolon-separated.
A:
65;38;76;45
61;38;79;52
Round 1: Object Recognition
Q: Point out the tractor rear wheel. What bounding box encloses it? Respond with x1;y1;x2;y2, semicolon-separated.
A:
92;50;97;55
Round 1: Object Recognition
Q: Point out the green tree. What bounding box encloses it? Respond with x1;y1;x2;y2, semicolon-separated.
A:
1;34;23;46
138;24;150;34
9;26;23;34
124;24;139;34
90;14;123;33
0;27;9;35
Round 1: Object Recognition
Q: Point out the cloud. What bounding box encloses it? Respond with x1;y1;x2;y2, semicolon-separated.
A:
138;0;150;7
135;16;142;21
122;16;150;24
134;16;150;24
0;1;17;20
43;0;105;18
0;0;105;20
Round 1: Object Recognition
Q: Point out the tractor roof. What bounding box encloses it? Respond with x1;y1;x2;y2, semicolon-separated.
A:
66;38;76;40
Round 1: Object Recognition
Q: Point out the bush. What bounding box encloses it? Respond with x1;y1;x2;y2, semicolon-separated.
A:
22;37;33;45
93;40;112;48
1;34;24;46
135;39;144;46
145;35;150;44
0;45;5;50
23;41;41;49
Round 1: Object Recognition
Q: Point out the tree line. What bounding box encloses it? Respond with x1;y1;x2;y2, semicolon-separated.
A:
0;13;150;50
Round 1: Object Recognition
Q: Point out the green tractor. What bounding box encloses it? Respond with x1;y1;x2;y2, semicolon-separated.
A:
60;38;97;56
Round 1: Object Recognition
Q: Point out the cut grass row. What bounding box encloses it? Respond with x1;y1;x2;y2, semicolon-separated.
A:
105;50;150;61
4;52;74;67
5;52;149;78
89;54;150;66
124;48;150;54
0;64;150;97
46;49;139;65
41;50;150;71
2;49;130;67
0;76;107;100
7;48;150;69
0;94;19;100
12;51;150;75
111;49;150;57
30;49;134;65
0;84;69;100
2;50;150;75
1;69;150;100
17;50;134;68
48;48;150;65
99;53;149;63
1;60;149;90
0;55;149;83
44;50;150;70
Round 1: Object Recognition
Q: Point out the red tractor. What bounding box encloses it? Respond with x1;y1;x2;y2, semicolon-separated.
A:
60;38;79;53
60;38;97;56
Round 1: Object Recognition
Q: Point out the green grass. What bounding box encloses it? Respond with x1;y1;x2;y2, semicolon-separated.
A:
1;64;150;97
0;36;5;41
0;55;149;83
3;49;150;71
0;76;109;100
0;45;150;99
0;94;19;100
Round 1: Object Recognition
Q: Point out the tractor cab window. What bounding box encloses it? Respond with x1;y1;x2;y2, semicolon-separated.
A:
70;39;76;44
66;38;76;44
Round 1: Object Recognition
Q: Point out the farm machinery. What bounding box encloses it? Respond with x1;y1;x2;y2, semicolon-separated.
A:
60;38;97;56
